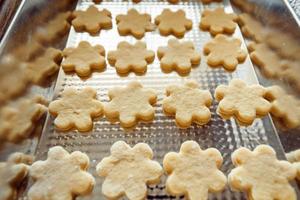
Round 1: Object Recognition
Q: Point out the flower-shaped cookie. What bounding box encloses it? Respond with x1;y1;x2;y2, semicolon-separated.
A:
228;145;297;200
266;86;300;129
214;79;271;125
107;41;155;75
0;153;33;200
96;141;163;200
104;81;157;128
200;8;238;35
71;6;112;34
48;87;103;132
26;48;62;84
157;39;201;75
116;9;155;39
203;34;247;71
0;96;47;143
28;146;95;200
162;81;212;128
61;41;106;77
155;9;192;38
286;150;300;181
238;13;266;42
163;141;226;200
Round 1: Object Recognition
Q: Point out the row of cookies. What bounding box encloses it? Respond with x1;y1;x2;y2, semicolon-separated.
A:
93;0;223;4
1;141;299;200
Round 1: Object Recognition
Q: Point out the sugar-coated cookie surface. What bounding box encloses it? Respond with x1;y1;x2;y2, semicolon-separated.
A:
61;41;106;77
116;9;155;39
163;141;226;200
28;146;95;200
214;79;271;125
238;13;266;42
0;153;33;200
162;81;212;128
108;41;155;75
157;39;201;75
155;9;192;38
96;141;163;200
49;87;103;132
203;34;246;71
72;6;112;34
228;145;297;200
104;81;157;128
200;8;237;35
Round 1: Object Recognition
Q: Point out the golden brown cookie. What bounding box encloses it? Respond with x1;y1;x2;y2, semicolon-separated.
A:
228;145;297;200
238;13;266;42
96;141;163;200
286;150;300;181
0;96;47;143
157;39;201;75
201;0;223;4
25;48;62;84
104;81;157;128
281;61;300;92
28;146;95;200
116;9;155;39
265;86;300;129
203;34;247;71
61;41;106;77
214;79;271;125
162;81;212;128
72;5;112;34
155;9;192;38
200;8;238;35
107;41;155;75
49;87;103;132
163;141;226;200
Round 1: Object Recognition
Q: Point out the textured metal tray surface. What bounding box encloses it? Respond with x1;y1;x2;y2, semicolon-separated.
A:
27;0;299;199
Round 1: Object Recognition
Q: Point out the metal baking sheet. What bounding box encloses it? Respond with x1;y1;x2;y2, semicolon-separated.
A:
23;0;300;199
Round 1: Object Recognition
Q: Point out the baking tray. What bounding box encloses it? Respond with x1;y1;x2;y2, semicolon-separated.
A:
21;0;300;199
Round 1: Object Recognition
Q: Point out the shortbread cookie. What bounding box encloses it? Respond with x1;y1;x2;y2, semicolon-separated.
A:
155;9;192;38
28;146;95;200
201;0;223;4
49;87;103;132
157;39;201;75
26;48;62;84
286;149;300;163
228;145;297;200
162;81;212;128
215;79;271;125
61;41;106;77
281;61;300;92
248;42;286;78
0;153;33;200
238;13;266;42
96;141;163;200
104;81;157;128
200;8;238;35
116;9;155;39
204;34;247;71
163;141;226;200
107;41;155;75
72;6;112;34
266;86;300;129
0;96;47;143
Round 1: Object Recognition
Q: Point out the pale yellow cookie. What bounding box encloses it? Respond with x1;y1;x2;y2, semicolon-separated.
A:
157;39;201;75
104;81;157;128
162;81;212;128
238;13;266;42
107;41;155;75
0;153;33;200
48;87;103;132
228;145;297;200
265;86;300;129
203;34;247;71
61;41;106;77
200;8;238;35
0;96;47;143
155;9;192;38
214;79;271;125
25;48;62;84
96;141;163;200
116;9;155;39
72;5;112;34
286;149;300;163
28;146;95;200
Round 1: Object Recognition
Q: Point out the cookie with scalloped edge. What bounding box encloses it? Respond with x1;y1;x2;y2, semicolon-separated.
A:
286;149;300;181
238;13;266;42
